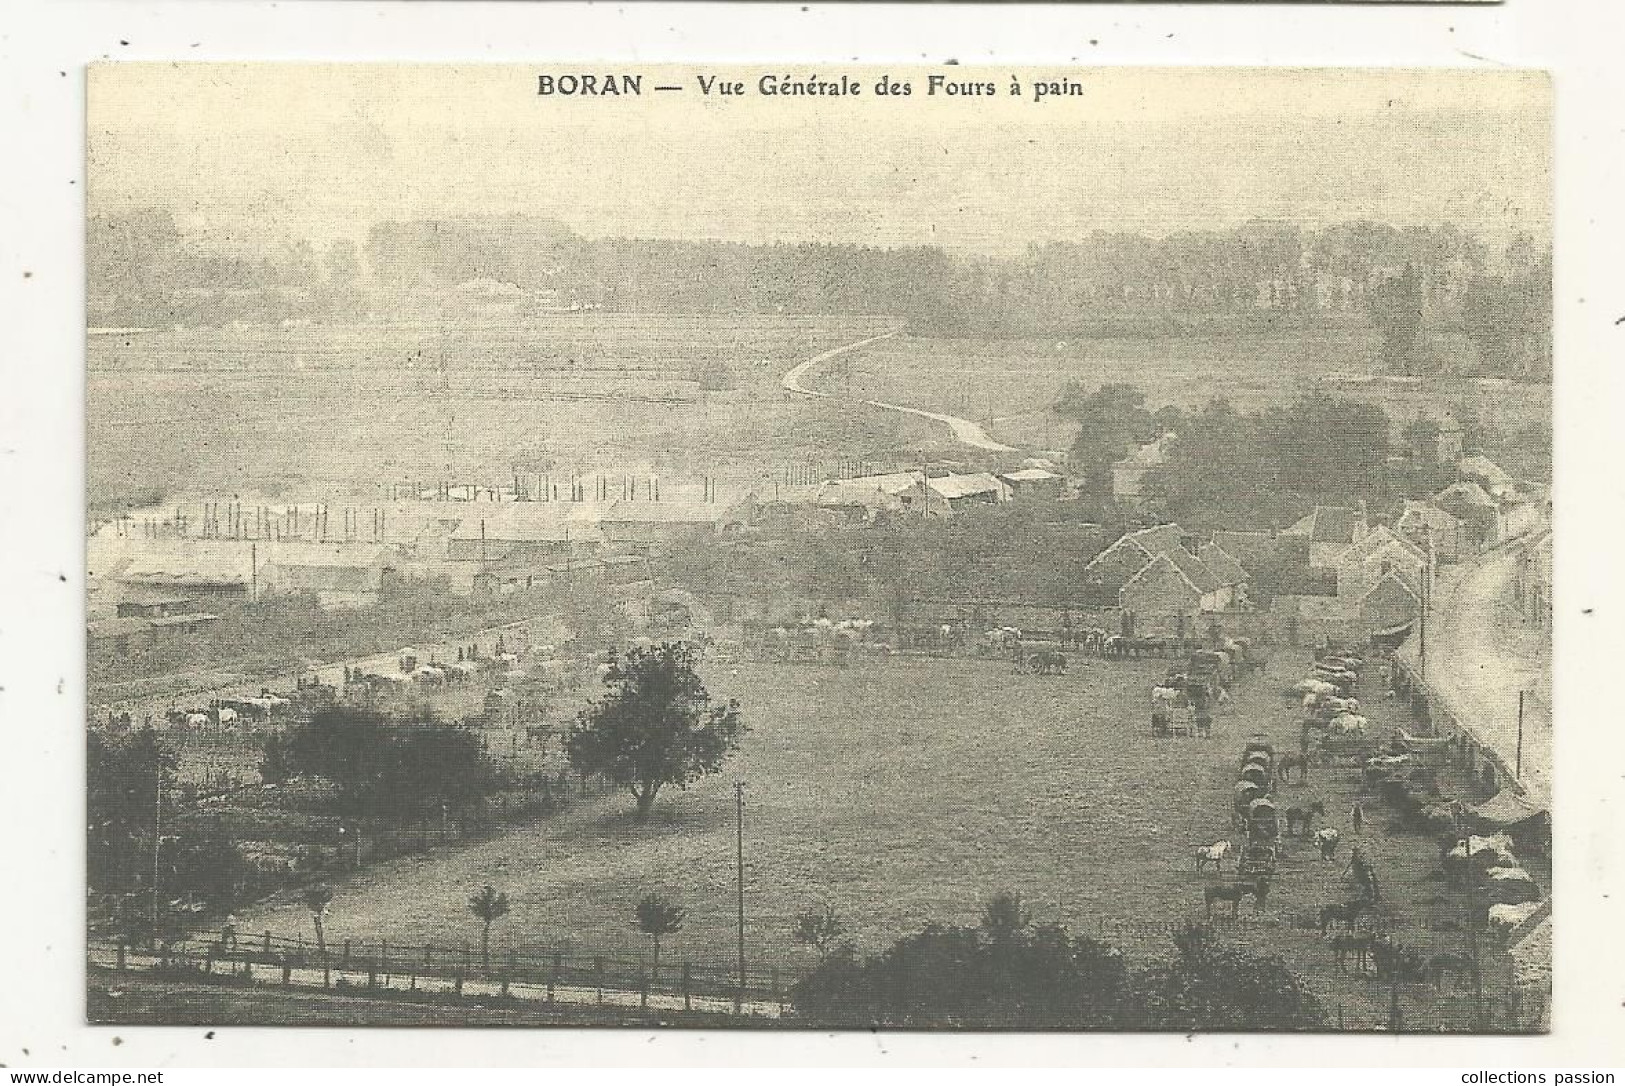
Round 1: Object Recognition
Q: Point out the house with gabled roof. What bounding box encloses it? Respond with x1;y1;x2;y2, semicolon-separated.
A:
1118;556;1205;638
1111;433;1176;509
1082;523;1189;602
1433;480;1499;552
1333;524;1426;602
1281;504;1369;569
1086;521;1241;625
1358;569;1421;635
1458;455;1519;503
1198;542;1250;610
1396;500;1467;562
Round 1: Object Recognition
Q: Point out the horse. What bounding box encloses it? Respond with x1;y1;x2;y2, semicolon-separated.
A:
1426;951;1476;991
1313;827;1341;861
1283;801;1325;836
1204;877;1268;918
1346;846;1380;901
1194;841;1231;873
1275;752;1309;785
1318;900;1367;933
1029;649;1068;676
1328;931;1375;974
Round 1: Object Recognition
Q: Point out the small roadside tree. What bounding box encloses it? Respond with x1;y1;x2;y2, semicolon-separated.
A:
259;733;295;785
793;903;847;960
303;882;334;956
634;893;687;984
566;644;746;822
468;884;510;970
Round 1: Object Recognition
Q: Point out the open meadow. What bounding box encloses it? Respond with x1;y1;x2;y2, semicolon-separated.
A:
233;647;1516;1029
817;327;1552;458
87;314;916;507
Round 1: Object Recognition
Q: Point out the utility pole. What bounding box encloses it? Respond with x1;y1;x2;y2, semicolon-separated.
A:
734;780;746;1014
1516;690;1525;780
1419;527;1433;682
150;777;163;946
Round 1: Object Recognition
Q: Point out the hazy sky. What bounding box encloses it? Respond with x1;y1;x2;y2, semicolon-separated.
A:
88;64;1551;253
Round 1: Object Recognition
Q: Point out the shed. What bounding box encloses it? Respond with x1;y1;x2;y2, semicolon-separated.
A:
926;472;1008;513
998;467;1065;500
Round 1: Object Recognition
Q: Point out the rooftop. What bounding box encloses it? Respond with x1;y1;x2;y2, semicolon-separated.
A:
1000;467;1063;483
927;472;1005;501
1197;542;1249;586
1282;505;1363;545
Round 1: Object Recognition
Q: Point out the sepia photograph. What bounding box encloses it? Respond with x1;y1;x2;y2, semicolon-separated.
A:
83;64;1552;1032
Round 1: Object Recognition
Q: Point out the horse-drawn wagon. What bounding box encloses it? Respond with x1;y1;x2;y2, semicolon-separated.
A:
1151;684;1196;737
1317;730;1377;767
1236;840;1279;878
1245;796;1281;845
1188;649;1232;695
1240;738;1275;776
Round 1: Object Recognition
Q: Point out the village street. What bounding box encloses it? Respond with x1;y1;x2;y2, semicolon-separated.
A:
1427;533;1552;808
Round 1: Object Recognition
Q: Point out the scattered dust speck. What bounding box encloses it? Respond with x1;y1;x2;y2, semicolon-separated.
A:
111;1037;122;1047
23;271;32;279
204;1031;216;1040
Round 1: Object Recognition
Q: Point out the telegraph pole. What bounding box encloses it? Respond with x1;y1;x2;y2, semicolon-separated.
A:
734;780;746;1013
150;777;163;946
1419;527;1433;682
1516;690;1525;780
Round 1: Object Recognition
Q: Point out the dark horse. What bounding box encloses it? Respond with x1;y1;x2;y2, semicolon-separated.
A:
1318;899;1369;933
1329;931;1375;973
1276;752;1310;784
1283;800;1325;836
1204;877;1270;918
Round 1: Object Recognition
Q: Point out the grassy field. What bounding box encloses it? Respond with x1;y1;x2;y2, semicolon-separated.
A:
87;314;917;506
87;314;1549;509
822;328;1551;457
232;647;1518;1029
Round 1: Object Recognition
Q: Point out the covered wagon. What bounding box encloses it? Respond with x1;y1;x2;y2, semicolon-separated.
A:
1246;797;1280;843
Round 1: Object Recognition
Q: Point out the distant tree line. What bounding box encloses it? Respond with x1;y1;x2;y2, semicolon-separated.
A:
90;211;1549;379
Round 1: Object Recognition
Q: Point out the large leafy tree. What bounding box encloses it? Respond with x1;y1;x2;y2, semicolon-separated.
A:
281;707;490;821
88;728;177;895
1131;923;1325;1031
790;891;1129;1029
566;643;745;822
1053;382;1157;502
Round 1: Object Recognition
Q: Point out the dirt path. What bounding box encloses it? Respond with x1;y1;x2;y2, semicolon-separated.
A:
782;331;1018;453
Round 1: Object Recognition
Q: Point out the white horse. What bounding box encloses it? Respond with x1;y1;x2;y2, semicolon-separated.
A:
1194;841;1231;872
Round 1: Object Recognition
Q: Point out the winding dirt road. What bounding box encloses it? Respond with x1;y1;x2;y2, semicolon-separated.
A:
781;331;1018;453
